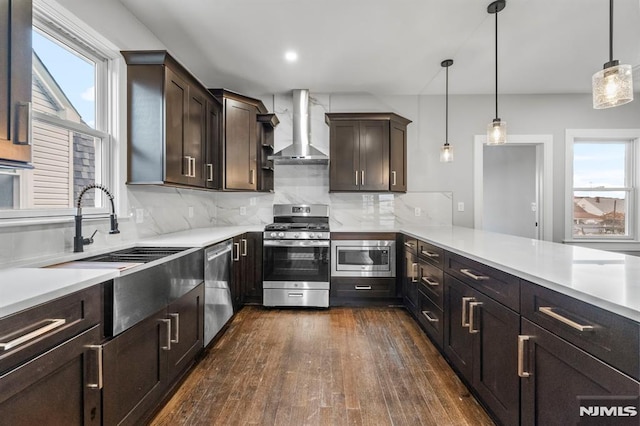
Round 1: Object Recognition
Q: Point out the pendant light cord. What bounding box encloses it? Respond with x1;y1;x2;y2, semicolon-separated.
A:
495;7;499;119
445;65;449;143
609;0;613;63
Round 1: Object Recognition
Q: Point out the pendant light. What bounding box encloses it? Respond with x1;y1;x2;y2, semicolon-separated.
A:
440;59;454;162
486;0;507;145
592;0;634;109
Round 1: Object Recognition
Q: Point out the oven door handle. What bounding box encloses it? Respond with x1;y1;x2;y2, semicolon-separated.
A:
263;240;330;247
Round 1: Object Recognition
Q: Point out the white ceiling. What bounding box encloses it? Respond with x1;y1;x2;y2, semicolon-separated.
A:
118;0;640;96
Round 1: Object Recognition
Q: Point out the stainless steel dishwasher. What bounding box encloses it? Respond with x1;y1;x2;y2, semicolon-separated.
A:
204;239;233;346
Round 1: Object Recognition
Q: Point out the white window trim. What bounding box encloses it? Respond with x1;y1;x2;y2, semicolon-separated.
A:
0;0;124;224
564;129;640;244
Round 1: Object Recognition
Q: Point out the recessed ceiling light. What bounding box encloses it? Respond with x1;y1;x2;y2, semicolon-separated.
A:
284;51;298;62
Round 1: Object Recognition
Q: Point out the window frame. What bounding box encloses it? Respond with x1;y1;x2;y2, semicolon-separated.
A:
0;0;120;222
565;129;640;243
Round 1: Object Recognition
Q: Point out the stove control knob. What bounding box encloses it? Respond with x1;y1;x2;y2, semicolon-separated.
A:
293;233;300;238
278;232;285;237
270;232;277;237
309;233;316;239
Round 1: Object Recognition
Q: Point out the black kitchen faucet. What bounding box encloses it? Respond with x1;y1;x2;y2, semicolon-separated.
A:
74;184;119;253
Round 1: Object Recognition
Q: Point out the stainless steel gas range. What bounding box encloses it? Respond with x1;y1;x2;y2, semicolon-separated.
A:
262;204;330;308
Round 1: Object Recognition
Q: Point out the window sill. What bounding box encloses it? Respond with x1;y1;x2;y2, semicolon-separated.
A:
563;239;640;253
0;215;129;229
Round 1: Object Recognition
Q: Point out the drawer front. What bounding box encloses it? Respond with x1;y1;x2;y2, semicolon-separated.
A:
402;235;417;255
418;260;443;309
417;240;444;268
0;284;103;374
445;252;519;312
332;279;396;299
263;289;328;308
417;289;443;348
521;280;640;380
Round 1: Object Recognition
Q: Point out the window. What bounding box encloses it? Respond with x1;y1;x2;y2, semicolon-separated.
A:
566;130;640;241
0;1;117;219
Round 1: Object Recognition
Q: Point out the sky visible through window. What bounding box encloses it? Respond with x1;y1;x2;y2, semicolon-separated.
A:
574;142;626;198
32;29;95;128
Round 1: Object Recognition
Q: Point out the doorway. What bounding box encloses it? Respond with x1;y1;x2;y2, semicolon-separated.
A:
473;135;553;241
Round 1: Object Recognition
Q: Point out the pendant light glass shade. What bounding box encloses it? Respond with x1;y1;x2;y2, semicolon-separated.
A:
487;1;507;145
592;63;634;109
440;59;454;163
440;143;453;162
487;118;507;145
592;0;634;109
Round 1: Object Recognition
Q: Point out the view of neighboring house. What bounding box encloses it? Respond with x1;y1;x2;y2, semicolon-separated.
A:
27;51;95;208
574;196;626;236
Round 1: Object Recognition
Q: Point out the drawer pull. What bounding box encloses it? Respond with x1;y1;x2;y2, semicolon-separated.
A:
421;250;440;258
355;285;372;290
0;318;66;351
421;276;439;287
461;297;475;327
422;311;439;323
85;344;103;389
404;242;415;248
169;313;180;344
460;268;490;281
518;335;532;378
159;319;172;351
288;293;304;298
538;307;594;332
468;301;483;334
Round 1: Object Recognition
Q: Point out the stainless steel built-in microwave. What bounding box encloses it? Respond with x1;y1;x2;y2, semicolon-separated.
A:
331;240;396;278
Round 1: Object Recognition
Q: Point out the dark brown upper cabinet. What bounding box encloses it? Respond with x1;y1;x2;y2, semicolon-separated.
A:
325;113;411;193
0;0;33;169
210;89;276;192
122;51;216;189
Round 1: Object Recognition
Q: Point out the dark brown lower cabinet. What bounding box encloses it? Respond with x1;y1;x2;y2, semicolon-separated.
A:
520;318;640;426
444;274;520;425
103;283;204;426
232;232;263;306
0;325;102;426
403;249;418;315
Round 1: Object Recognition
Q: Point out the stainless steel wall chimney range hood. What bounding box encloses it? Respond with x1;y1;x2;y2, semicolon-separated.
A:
268;89;329;165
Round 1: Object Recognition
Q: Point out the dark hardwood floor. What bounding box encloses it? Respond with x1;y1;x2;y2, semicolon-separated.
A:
151;306;494;426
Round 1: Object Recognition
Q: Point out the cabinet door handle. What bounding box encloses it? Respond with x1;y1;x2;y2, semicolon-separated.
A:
85;344;103;389
461;297;475;327
392;170;397;186
183;156;191;177
288;293;304;298
241;238;248;256
538;307;594;332
233;242;240;261
190;157;196;177
355;170;358;186
468;301;483;334
421;276;439;287
411;263;418;282
250;169;255;184
361;170;365;186
355;285;372;290
422;311;439;323
159;318;171;351
207;164;214;182
460;268;490;281
0;318;66;351
15;102;32;145
169;313;180;344
421;250;440;258
518;335;532;378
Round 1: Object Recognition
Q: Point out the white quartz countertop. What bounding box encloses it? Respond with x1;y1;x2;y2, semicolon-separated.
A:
397;225;640;322
3;223;640;323
0;268;119;317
